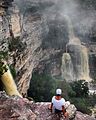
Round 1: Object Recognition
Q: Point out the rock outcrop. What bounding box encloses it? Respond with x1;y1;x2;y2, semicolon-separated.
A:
0;92;96;120
31;102;76;120
0;92;36;120
0;0;96;98
75;111;96;120
0;0;68;95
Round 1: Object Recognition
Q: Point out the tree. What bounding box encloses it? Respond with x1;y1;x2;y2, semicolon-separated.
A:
27;72;56;102
70;80;89;97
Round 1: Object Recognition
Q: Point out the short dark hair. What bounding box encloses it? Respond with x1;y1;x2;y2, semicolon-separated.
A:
56;94;61;96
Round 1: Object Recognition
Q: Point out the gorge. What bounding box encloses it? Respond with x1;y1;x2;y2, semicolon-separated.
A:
0;0;96;119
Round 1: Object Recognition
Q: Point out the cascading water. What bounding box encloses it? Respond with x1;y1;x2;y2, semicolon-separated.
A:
61;53;74;81
61;15;91;82
1;61;22;97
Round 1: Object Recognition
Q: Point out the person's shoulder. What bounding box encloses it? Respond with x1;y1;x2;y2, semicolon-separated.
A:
61;98;65;102
52;96;55;99
52;96;55;102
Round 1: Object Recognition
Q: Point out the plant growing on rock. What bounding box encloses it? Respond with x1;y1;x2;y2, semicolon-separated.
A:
0;51;8;76
0;51;22;97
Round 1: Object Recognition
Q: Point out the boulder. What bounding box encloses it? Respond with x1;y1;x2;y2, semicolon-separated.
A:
0;91;36;120
0;92;96;120
75;111;96;120
31;102;76;120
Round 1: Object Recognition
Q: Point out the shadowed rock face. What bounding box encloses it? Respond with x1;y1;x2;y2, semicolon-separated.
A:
0;92;95;120
0;0;13;7
0;0;68;95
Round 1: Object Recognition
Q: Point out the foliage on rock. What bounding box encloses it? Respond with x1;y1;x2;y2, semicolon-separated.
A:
0;51;8;77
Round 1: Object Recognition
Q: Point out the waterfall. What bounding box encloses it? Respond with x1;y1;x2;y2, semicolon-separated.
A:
67;44;91;81
1;62;22;97
61;53;74;82
61;15;91;82
80;46;90;80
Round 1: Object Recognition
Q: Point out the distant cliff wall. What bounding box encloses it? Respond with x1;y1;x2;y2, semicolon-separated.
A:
0;0;96;95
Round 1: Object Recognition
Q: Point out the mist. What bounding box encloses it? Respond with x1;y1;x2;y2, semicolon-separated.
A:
14;0;96;41
47;0;96;40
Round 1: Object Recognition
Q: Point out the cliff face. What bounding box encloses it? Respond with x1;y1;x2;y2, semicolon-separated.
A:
0;0;44;94
0;0;68;95
0;0;96;95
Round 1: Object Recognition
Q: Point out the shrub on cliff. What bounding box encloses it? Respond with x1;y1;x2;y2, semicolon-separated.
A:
56;79;76;100
8;65;16;79
0;51;8;77
69;80;93;115
70;80;89;97
70;97;92;114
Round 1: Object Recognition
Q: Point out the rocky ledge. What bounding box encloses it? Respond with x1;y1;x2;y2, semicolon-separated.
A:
0;91;96;120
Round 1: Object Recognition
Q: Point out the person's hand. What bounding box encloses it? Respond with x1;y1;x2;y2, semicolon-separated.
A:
48;105;52;112
49;108;52;112
64;111;69;118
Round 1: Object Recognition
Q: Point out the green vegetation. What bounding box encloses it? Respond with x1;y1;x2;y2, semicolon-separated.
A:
8;64;16;79
0;51;8;91
0;51;8;60
55;79;76;100
55;79;92;114
27;72;56;102
0;61;8;76
0;51;8;77
27;73;73;102
69;80;92;114
8;36;26;52
28;72;95;115
70;97;91;114
70;80;89;97
0;51;16;78
88;94;96;107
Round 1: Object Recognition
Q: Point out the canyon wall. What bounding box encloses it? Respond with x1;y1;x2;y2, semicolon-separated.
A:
0;0;96;95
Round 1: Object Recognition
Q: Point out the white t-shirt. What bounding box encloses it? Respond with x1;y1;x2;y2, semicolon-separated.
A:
52;96;65;110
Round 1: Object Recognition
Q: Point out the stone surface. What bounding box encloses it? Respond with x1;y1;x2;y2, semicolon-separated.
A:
0;91;36;120
0;0;96;96
31;102;76;120
75;111;96;120
0;92;96;120
0;0;67;95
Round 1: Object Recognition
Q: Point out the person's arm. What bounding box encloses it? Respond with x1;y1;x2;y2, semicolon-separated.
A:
49;96;54;112
62;105;66;115
62;105;69;118
48;103;53;112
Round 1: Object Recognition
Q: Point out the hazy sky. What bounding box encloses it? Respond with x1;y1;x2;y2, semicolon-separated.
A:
14;0;96;38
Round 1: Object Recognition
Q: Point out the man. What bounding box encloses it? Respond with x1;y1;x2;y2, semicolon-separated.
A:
49;89;69;119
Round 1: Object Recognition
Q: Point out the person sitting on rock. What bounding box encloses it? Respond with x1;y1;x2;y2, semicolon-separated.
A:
49;88;69;119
